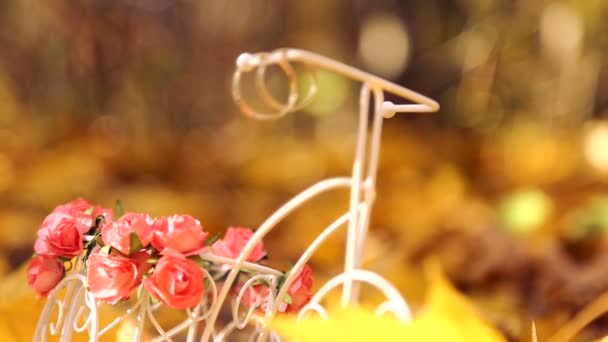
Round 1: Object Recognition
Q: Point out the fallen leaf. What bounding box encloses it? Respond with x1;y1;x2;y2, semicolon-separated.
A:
270;260;506;342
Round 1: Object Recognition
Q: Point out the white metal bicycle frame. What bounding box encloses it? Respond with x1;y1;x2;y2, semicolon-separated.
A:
34;48;439;342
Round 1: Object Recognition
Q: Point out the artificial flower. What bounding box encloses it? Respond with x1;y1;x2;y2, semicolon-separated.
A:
101;213;155;255
151;215;208;256
144;253;205;309
27;254;64;297
86;251;149;304
212;227;266;262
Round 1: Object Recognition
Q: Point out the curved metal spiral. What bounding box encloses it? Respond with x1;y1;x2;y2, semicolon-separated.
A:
35;273;100;341
232;49;318;120
232;274;279;329
297;269;412;324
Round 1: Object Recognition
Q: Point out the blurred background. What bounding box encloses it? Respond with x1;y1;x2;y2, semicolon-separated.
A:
1;0;608;340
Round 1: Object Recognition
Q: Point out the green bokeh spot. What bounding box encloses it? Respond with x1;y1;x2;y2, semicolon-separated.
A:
498;189;553;234
301;69;350;115
567;195;608;240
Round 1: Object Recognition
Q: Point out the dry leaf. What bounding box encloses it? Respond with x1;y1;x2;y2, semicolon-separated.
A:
270;260;506;342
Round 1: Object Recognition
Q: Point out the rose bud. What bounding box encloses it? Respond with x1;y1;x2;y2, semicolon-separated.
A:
281;264;313;313
27;254;64;297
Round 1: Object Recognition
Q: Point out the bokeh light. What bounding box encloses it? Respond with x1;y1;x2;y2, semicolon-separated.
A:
584;121;608;173
498;189;553;234
304;70;350;115
540;2;584;64
358;13;410;79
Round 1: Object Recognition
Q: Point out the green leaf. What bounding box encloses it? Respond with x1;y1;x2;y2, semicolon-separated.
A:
277;274;287;289
188;255;209;268
277;265;295;289
278;263;301;288
58;256;72;262
114;199;124;218
204;233;221;246
211;269;230;282
146;257;159;265
149;294;160;304
283;293;293;304
83;206;95;215
129;232;143;255
100;246;112;255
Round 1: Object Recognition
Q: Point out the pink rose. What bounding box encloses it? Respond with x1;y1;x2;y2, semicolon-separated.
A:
212;227;266;262
34;211;90;258
34;199;115;259
235;265;313;313
143;254;205;309
151;215;208;256
54;198;113;228
86;251;149;304
27;254;64;297
59;198;92;213
281;264;313;313
47;199;95;230
91;206;114;223
101;213;155;255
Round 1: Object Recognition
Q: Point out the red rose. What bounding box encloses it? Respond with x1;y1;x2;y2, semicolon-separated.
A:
212;227;266;263
86;251;149;304
143;254;205;309
27;254;64;297
101;213;155;255
151;215;208;256
282;264;313;313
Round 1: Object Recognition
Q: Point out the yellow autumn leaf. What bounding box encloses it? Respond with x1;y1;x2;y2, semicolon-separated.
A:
0;261;125;341
270;260;506;342
0;261;49;341
0;262;99;341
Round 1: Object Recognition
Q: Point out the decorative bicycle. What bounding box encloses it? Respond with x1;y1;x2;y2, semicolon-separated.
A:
32;48;439;342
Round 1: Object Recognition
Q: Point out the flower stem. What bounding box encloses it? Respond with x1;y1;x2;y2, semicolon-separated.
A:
198;253;283;277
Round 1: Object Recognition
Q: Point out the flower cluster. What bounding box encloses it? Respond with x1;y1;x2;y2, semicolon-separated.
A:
27;199;313;313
